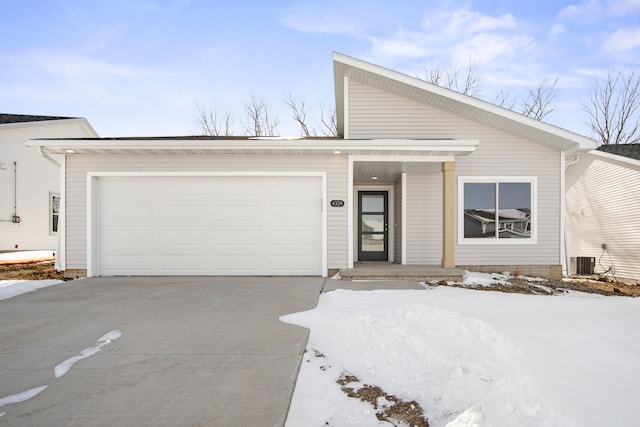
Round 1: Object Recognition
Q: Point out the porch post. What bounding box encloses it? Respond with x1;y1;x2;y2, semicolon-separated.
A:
441;161;455;268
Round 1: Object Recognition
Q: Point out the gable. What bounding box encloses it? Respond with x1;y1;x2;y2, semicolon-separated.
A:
334;52;596;152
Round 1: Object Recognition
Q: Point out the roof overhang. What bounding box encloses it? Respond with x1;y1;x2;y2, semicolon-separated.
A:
591;149;640;168
27;138;479;157
333;52;597;153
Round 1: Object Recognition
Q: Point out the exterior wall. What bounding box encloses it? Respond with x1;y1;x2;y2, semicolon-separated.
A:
347;79;562;267
64;154;349;272
393;176;402;263
566;152;640;282
405;173;442;264
0;120;94;250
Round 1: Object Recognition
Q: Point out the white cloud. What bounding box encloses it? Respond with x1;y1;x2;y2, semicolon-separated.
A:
444;9;516;35
363;7;530;66
371;36;428;59
558;0;603;20
607;0;640;15
550;24;566;36
602;27;640;52
451;32;534;66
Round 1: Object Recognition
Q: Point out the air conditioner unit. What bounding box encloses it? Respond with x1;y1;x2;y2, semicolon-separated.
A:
576;257;595;275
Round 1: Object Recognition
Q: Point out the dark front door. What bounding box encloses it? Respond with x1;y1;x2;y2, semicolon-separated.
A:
358;191;388;261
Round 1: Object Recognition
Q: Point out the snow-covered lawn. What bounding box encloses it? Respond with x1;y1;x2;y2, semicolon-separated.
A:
282;275;640;426
0;251;63;301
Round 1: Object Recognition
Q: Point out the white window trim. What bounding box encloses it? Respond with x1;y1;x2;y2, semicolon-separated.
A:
457;176;537;245
49;192;60;235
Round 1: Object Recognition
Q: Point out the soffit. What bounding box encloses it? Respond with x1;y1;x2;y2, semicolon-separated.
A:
27;138;479;157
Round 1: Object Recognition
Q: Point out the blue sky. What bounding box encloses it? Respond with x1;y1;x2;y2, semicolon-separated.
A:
1;0;639;137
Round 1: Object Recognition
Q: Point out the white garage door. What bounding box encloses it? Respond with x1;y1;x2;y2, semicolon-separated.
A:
96;175;323;276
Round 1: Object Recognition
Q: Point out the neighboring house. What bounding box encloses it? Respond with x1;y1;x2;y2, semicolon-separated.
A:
28;53;595;279
565;143;640;283
0;114;97;252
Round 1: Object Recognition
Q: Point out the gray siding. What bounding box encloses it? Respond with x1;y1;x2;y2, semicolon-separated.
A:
64;154;348;271
347;79;562;266
405;173;442;265
566;153;640;281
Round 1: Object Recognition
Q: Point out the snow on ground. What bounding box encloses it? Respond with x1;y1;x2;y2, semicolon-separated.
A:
0;280;64;301
0;250;63;300
281;276;640;427
54;330;122;378
0;250;55;262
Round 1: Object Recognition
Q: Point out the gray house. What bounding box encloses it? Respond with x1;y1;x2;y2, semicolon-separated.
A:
29;53;595;279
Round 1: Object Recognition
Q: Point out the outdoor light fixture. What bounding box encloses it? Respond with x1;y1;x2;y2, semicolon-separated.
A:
333;150;341;154
65;149;75;153
371;176;378;180
0;163;5;169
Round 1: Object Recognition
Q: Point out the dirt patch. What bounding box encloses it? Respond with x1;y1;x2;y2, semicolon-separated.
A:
432;275;640;297
0;261;66;281
307;348;430;426
336;373;429;427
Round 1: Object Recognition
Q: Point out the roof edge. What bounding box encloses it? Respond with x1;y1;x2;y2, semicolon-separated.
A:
591;149;640;168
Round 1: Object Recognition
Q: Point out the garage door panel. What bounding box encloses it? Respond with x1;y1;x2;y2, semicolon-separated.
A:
101;228;153;249
97;175;322;276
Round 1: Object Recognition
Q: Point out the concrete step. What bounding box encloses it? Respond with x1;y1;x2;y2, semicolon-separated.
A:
340;265;465;282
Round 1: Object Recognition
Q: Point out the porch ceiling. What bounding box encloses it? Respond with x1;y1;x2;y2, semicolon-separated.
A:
354;161;442;184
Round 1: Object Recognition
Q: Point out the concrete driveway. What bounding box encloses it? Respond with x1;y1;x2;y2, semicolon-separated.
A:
0;277;325;426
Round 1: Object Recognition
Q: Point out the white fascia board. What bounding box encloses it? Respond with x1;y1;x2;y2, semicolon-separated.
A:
27;138;480;155
591;149;640;168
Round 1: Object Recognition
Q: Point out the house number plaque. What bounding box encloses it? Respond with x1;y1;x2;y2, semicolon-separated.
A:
330;200;345;207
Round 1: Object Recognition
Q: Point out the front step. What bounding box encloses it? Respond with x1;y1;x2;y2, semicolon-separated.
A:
339;265;465;282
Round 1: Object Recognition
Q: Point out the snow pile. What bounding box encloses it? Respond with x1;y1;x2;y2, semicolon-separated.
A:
0;250;64;301
0;280;64;301
282;287;640;426
0;250;55;262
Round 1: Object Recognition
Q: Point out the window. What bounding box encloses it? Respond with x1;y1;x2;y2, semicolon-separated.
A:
50;193;60;234
458;177;536;244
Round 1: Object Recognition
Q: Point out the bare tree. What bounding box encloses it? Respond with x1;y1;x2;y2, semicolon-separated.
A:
319;103;338;137
493;87;517;110
244;95;280;136
585;67;640;145
285;94;313;136
521;77;560;121
422;61;480;97
195;103;235;136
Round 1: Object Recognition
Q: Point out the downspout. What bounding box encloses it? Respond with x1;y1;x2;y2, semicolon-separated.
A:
562;155;580;277
13;161;18;222
38;146;64;271
39;146;61;167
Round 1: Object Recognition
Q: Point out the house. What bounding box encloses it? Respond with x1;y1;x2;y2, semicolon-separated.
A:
565;143;640;283
0;114;97;253
27;53;595;279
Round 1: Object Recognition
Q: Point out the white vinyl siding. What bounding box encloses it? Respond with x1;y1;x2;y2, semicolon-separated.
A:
0;120;93;250
405;173;442;264
566;153;640;281
347;79;561;266
64;154;348;272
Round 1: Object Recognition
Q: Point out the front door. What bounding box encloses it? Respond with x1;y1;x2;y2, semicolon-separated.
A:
358;191;388;261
